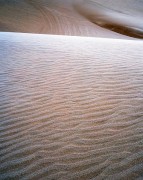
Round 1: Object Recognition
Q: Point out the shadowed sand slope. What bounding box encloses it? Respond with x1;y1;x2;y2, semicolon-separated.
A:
0;32;143;179
75;0;143;38
0;0;139;39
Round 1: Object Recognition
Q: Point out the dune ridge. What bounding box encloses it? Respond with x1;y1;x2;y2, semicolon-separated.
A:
1;0;142;39
0;32;143;179
75;0;143;38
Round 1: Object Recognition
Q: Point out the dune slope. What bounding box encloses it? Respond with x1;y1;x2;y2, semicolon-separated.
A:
75;0;143;38
0;32;143;179
0;0;139;39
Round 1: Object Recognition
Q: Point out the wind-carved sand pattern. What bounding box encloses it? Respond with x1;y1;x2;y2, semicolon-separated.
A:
0;33;143;179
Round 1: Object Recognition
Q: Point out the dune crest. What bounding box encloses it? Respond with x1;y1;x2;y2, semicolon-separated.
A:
0;0;140;39
75;0;143;38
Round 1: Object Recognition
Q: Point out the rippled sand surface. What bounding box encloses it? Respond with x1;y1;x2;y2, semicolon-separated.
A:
0;32;143;179
1;0;142;39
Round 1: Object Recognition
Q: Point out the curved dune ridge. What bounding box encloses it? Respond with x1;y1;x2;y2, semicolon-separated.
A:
75;0;143;39
0;32;143;179
0;0;142;39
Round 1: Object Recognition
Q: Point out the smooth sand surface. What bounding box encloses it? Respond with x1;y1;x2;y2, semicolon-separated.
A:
0;32;143;179
76;0;143;38
1;0;142;38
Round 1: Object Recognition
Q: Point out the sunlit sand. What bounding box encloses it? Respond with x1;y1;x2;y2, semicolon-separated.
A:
0;0;143;179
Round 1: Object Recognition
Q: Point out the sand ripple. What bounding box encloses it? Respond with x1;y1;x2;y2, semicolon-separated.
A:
0;33;143;179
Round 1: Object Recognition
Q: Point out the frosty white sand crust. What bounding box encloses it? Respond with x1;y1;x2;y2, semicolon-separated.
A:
0;33;143;179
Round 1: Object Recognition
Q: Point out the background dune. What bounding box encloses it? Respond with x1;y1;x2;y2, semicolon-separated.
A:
0;32;143;179
75;0;143;38
0;0;141;39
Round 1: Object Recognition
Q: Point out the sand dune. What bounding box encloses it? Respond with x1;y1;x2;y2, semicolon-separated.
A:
1;0;142;38
0;1;143;179
75;0;143;38
0;32;143;179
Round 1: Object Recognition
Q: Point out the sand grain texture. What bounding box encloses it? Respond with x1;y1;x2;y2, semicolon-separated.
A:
0;33;143;179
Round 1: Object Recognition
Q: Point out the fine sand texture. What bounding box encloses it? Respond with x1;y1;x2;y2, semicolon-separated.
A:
0;0;141;39
0;32;143;179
